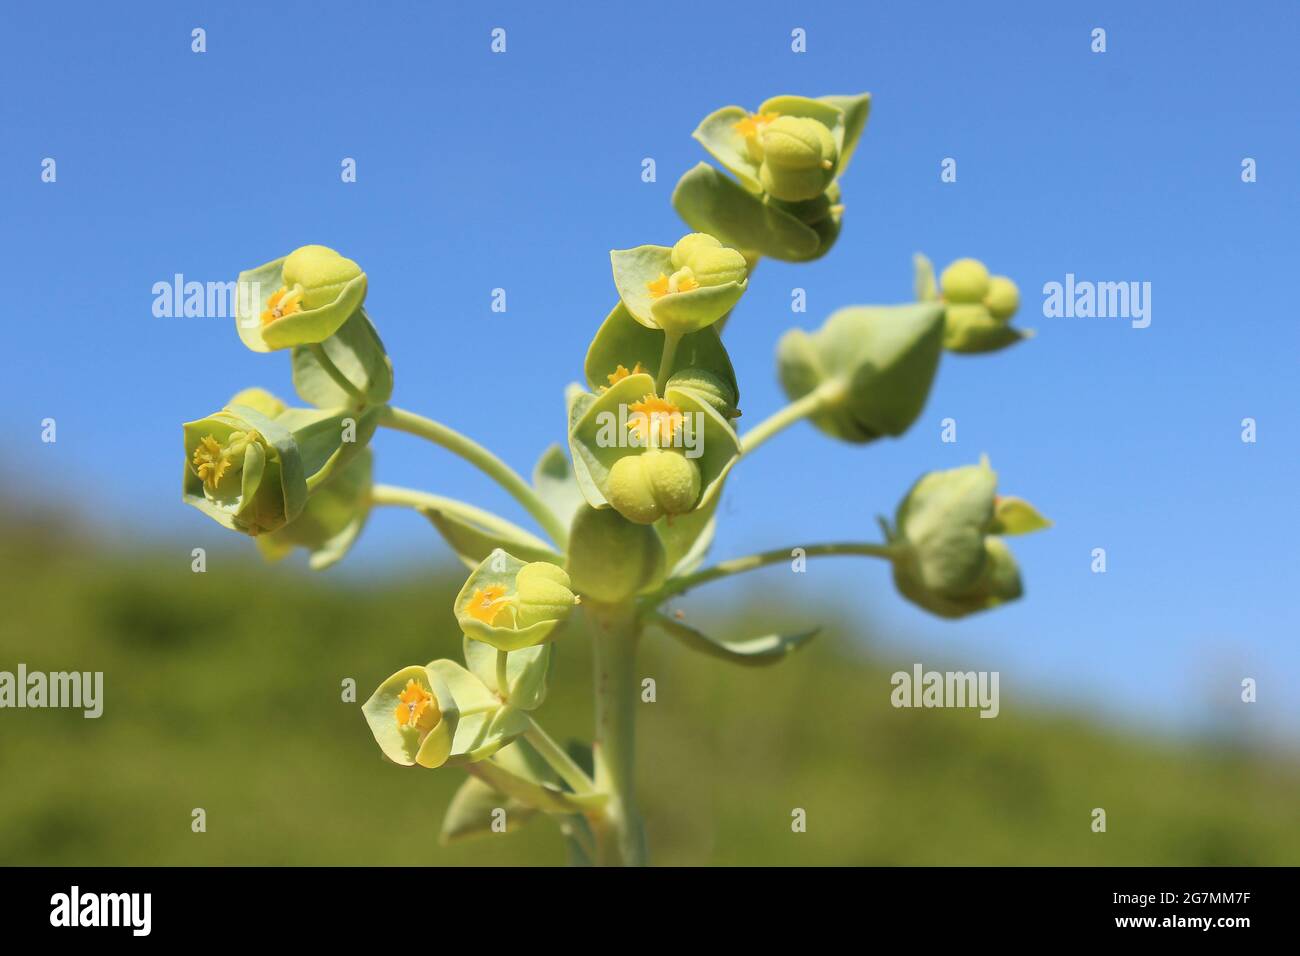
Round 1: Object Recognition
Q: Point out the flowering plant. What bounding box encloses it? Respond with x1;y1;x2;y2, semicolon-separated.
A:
180;91;1046;865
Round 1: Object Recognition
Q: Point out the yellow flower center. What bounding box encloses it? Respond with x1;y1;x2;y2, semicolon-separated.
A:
467;585;512;626
605;362;647;388
647;269;700;299
628;394;684;446
260;286;304;326
192;436;230;492
394;679;440;731
733;110;780;140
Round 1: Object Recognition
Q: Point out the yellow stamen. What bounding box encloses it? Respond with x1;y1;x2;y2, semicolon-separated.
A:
605;362;647;388
192;435;231;492
260;287;304;326
733;110;780;139
467;585;512;625
628;394;684;445
646;271;700;299
394;679;440;730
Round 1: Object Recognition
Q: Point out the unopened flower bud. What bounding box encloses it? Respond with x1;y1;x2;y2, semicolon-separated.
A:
565;505;666;602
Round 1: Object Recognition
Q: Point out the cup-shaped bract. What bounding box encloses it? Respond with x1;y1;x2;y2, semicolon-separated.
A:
565;504;666;603
455;549;579;651
183;400;307;536
887;458;1050;618
362;659;521;769
584;302;740;417
290;308;393;408
916;254;1032;354
675;93;869;262
462;636;552;712
777;303;944;444
256;448;373;570
235;244;367;352
611;234;749;337
568;371;741;523
183;390;378;537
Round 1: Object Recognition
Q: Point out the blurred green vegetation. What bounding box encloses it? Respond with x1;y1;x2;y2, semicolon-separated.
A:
1;509;1297;866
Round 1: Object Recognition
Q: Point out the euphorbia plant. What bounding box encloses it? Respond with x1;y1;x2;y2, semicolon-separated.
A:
180;90;1048;866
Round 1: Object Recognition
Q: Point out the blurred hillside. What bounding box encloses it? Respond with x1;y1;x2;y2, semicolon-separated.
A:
0;508;1296;866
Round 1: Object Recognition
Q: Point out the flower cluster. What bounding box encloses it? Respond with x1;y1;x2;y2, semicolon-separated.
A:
177;89;1048;865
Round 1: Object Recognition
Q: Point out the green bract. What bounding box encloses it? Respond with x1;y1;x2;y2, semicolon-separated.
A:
777;303;944;443
886;458;1050;619
674;93;869;262
610;233;749;336
567;370;741;523
584;303;739;416
235;244;368;352
915;253;1032;354
182;400;305;536
362;660;527;769
462;636;552;712
256;448;372;570
183;389;377;536
455;549;579;651
291;308;393;408
565;505;665;602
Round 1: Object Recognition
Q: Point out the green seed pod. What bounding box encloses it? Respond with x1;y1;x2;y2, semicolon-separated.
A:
685;246;748;288
606;454;663;525
939;258;990;304
760;164;832;203
761;116;835;170
565;505;666;602
758;116;837;202
983;275;1020;321
644;448;702;515
670;233;722;270
606;450;702;525
666;367;738;419
282;244;365;311
514;562;579;628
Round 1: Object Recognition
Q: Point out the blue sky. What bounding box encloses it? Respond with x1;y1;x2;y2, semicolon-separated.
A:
3;1;1297;737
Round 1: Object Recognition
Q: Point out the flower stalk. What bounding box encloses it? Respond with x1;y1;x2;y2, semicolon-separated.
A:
376;405;569;547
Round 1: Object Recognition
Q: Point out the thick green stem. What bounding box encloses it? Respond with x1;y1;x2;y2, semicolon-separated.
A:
739;379;847;457
377;406;569;548
586;601;646;866
650;541;898;603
